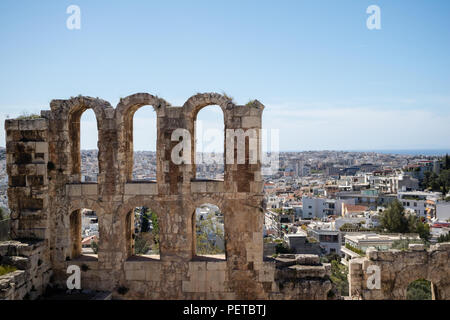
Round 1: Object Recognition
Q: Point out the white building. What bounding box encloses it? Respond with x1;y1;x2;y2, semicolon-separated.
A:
436;202;450;222
397;191;441;218
307;221;341;255
302;196;353;219
344;233;420;252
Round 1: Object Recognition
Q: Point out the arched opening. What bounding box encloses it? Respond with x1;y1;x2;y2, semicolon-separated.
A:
69;208;99;260
194;106;224;180
130;106;157;181
406;279;433;300
80;109;99;182
126;206;160;260
192;203;225;261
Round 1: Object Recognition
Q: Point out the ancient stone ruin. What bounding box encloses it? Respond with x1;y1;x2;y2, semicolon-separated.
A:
349;243;450;300
1;93;333;300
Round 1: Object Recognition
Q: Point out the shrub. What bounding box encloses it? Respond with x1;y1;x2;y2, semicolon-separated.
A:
0;265;17;276
437;232;450;243
16;112;41;120
91;241;99;254
345;243;364;256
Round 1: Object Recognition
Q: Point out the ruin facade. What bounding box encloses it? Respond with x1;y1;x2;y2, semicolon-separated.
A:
349;243;450;300
2;92;333;299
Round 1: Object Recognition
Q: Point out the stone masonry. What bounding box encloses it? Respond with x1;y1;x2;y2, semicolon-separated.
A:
3;93;333;299
348;243;450;300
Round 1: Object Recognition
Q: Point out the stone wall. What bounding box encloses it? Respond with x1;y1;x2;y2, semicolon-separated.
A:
0;240;52;300
3;92;333;300
348;243;450;300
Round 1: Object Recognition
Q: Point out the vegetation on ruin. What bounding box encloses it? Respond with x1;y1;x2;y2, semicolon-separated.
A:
406;279;432;300
221;92;234;102
245;100;260;108
275;241;294;254
15;112;41;120
321;253;349;297
0;265;17;276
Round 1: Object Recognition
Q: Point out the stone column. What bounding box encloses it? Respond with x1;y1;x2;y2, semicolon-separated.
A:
5;118;50;241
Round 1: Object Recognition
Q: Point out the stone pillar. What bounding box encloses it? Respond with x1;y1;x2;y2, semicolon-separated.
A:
5;118;49;241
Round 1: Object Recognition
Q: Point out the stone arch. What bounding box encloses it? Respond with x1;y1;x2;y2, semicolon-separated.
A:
183;93;234;178
66;201;104;260
115;93;171;182
182;92;235;119
349;244;450;300
117;196;165;259
50;96;114;183
190;195;227;260
68;198;103;216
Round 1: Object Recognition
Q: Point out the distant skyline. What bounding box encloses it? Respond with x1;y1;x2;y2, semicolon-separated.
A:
1;0;450;151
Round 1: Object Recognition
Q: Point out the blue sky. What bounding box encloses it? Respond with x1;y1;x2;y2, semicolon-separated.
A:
1;0;450;151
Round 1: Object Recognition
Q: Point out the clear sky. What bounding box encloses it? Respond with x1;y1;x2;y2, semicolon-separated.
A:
1;0;450;151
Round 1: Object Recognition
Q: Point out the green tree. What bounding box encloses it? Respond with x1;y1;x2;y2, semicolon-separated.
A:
91;241;99;254
325;255;349;297
380;200;409;233
437;232;450;243
134;233;152;255
149;211;159;252
445;154;450;170
406;279;432;300
407;215;431;241
196;212;224;255
438;169;450;195
0;208;5;220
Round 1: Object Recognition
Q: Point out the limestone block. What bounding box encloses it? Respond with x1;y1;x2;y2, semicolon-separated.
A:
125;269;146;281
191;181;206;193
81;183;98;196
5;120;19;130
18;119;47;131
66;184;82;197
206;262;226;272
182;280;193;292
145;268;161;281
432;242;450;251
206;181;224;193
124;183;140;195
34;142;48;154
295;254;320;265
241;116;260;128
140;183;158;195
409;243;426;251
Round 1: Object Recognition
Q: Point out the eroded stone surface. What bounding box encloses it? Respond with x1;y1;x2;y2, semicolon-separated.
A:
348;245;450;300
